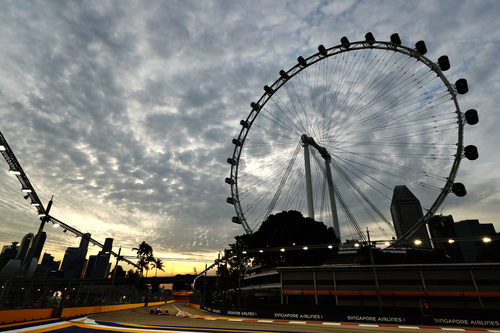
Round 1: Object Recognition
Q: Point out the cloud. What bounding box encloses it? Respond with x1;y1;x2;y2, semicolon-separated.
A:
0;0;499;265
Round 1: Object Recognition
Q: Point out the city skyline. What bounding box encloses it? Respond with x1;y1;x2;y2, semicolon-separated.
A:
1;0;500;274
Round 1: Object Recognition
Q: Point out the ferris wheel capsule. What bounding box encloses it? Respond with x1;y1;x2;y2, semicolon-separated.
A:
318;44;328;57
365;32;375;44
227;158;236;165
250;102;261;111
390;33;402;45
232;138;242;146
464;109;479;125
226;197;235;204
264;85;274;95
456;79;469;94
297;56;307;67
438;56;450;71
452;183;467;197
341;36;350;48
464;145;479;160
240;120;250;128
225;177;235;185
279;70;289;80
415;40;427;55
232;216;242;224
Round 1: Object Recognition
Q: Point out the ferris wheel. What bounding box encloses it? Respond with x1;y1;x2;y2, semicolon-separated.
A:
226;32;479;242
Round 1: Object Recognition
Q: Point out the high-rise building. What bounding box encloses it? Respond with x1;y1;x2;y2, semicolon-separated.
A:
428;215;462;260
454;219;496;262
79;233;91;259
390;185;430;248
85;238;113;279
16;233;33;261
103;238;113;253
60;247;85;279
0;243;19;271
84;255;97;279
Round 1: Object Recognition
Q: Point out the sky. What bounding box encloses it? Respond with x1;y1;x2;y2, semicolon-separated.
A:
0;0;499;275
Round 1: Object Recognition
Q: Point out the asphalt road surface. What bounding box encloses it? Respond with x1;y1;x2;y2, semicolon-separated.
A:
87;302;493;333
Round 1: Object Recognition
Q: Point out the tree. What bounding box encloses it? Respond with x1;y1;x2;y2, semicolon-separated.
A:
151;258;165;277
229;210;340;268
132;241;154;277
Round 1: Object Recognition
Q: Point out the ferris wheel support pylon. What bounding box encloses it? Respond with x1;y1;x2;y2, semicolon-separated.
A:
325;157;341;241
302;136;314;220
302;134;341;241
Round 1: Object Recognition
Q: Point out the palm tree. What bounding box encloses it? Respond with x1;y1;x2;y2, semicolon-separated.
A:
151;258;165;277
132;241;153;277
132;241;153;258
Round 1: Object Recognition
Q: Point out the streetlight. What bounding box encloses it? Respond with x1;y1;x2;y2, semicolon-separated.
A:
303;246;308;250
8;169;21;175
448;239;455;244
414;239;422;246
482;237;492;243
328;245;333;249
280;248;286;252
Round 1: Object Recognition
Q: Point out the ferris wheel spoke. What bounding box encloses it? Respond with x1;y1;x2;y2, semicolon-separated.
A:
330;146;452;181
323;51;415;135
326;57;426;135
331;153;443;191
345;80;449;136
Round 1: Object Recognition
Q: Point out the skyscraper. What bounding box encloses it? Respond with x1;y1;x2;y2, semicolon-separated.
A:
60;247;85;279
85;238;113;279
454;219;496;262
390;185;430;248
79;233;91;259
16;233;33;261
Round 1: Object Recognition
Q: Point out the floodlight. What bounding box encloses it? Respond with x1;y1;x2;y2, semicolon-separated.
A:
482;237;492;243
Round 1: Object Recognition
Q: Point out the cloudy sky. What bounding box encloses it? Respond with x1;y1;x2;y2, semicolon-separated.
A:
1;0;499;274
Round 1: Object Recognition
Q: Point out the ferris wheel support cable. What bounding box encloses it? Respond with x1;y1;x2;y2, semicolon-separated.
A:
334;157;393;198
332;183;366;242
263;140;302;221
330;159;393;231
